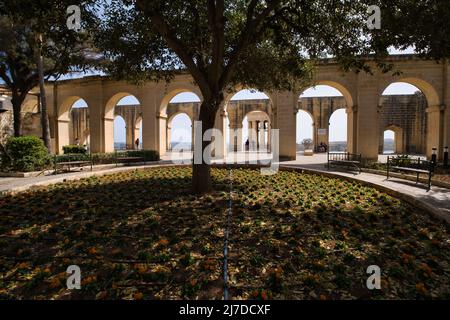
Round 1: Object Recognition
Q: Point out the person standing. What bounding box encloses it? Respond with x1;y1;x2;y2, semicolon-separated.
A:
135;138;140;149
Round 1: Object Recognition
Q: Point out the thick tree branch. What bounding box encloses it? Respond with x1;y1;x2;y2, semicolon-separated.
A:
208;0;225;91
219;0;282;89
136;1;210;95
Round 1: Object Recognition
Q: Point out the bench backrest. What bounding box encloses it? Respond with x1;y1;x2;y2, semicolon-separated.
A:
328;152;362;162
55;153;91;164
387;155;434;171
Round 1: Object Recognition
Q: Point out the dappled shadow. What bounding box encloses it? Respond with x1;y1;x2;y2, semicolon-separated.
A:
0;167;449;299
0;167;229;299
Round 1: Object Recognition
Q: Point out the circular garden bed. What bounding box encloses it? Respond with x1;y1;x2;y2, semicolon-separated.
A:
0;167;449;299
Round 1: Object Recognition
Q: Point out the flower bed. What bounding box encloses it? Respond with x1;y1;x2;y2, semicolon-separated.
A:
0;167;448;299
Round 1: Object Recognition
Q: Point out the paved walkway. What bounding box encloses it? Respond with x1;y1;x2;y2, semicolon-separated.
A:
1;153;449;223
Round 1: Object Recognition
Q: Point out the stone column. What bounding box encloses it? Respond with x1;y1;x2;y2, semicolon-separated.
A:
56;118;70;154
346;105;358;155
356;79;379;160
261;121;267;150
275;91;297;160
213;108;227;159
426;105;445;159
142;100;162;156
88;100;106;154
125;119;134;149
230;124;243;152
166;123;172;150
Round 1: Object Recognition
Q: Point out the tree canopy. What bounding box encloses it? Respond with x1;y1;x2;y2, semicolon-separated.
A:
0;0;95;136
89;0;450;192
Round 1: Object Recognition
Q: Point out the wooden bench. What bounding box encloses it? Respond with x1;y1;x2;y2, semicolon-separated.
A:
115;156;145;167
386;156;435;190
327;152;362;174
54;159;92;174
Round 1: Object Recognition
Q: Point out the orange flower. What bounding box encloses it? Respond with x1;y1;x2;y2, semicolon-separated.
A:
49;277;61;289
133;292;144;300
190;278;198;286
88;247;98;255
419;263;433;277
158;238;169;246
81;275;97;285
416;282;428;296
135;264;148;274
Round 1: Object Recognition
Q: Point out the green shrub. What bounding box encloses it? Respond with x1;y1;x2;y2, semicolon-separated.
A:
1;136;50;172
62;145;87;154
124;150;159;161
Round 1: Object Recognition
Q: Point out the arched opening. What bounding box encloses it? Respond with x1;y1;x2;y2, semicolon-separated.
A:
168;113;192;151
383;130;396;154
242;111;271;152
164;92;200;159
296;110;314;154
70;99;90;147
135;117;143;149
113;115;126;150
297;84;348;157
57;96;90;154
227;89;272;153
379;82;429;157
104;93;142;152
329;109;347;152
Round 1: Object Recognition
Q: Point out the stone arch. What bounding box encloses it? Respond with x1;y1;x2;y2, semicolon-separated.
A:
298;80;355;109
167;112;193;151
104;93;142;152
328;108;348;152
56;96;90;153
382;125;404;154
296;109;315;153
379;78;441;158
378;77;440;108
113;115;126;150
154;88;201;157
297;81;354;154
242;110;271;152
159;86;202;117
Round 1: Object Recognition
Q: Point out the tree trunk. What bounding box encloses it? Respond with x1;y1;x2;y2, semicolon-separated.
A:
192;99;220;194
11;93;23;137
36;34;51;151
